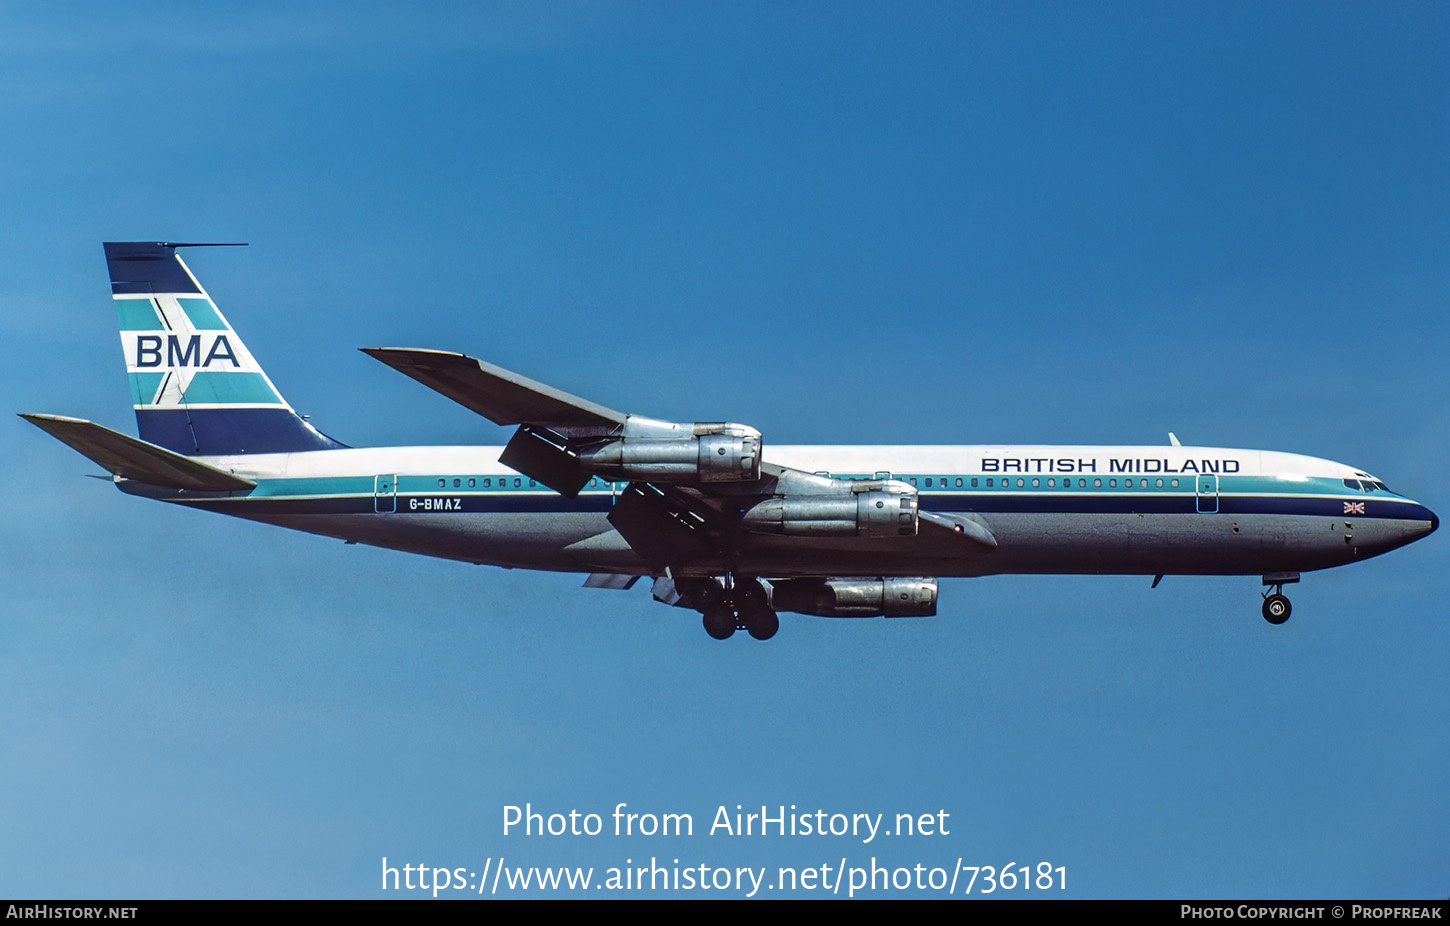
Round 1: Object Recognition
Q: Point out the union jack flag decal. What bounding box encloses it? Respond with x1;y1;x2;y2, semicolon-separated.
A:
1344;501;1366;515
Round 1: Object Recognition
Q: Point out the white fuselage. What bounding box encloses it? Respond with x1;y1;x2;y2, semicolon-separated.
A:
126;443;1437;580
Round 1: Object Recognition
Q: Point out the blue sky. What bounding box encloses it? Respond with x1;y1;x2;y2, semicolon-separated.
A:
3;2;1447;898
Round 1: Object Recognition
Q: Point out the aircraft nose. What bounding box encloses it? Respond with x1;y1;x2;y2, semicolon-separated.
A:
1408;502;1437;541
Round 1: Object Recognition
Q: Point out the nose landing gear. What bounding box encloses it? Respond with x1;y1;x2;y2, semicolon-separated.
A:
1261;572;1299;625
1262;592;1292;624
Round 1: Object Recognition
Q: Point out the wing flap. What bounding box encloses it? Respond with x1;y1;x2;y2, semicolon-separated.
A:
607;482;716;570
361;348;625;430
582;573;641;590
20;414;256;492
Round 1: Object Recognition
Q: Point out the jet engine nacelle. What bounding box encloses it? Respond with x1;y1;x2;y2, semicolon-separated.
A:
577;426;761;484
769;577;938;617
740;485;919;537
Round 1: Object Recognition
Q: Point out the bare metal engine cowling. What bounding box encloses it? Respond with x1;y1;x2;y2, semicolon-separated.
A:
769;577;938;617
740;489;919;537
577;428;760;483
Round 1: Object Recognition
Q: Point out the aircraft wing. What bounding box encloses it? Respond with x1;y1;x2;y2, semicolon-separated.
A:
361;348;625;431
363;347;754;501
364;350;996;569
20;414;256;492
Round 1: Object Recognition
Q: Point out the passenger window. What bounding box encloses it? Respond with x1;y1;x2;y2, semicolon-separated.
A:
1093;478;1102;488
969;478;977;487
437;478;445;488
468;478;475;488
925;478;933;487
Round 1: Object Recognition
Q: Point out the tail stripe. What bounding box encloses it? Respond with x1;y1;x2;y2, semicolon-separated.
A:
115;297;163;330
180;372;282;405
176;298;228;330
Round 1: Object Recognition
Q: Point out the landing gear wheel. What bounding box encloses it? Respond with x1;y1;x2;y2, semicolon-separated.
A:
741;603;779;641
1262;594;1291;625
703;606;736;640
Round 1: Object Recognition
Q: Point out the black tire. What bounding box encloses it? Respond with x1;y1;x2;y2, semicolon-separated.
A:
1262;594;1292;625
742;604;779;641
703;606;736;640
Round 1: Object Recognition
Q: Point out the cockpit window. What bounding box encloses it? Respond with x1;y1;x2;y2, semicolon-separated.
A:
1343;478;1393;493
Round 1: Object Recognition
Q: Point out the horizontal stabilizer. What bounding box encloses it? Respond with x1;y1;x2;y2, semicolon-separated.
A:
362;348;624;430
20;414;256;492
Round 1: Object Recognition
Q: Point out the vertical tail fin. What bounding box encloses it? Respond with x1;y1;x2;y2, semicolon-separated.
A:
105;242;346;455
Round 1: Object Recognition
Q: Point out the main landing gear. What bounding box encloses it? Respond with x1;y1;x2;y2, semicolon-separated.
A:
700;576;779;641
1261;572;1300;625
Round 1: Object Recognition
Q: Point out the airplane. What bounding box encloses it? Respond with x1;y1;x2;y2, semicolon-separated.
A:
21;242;1438;640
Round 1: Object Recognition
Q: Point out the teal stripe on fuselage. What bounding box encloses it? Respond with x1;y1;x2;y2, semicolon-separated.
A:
248;476;377;498
858;473;1393;500
241;474;618;499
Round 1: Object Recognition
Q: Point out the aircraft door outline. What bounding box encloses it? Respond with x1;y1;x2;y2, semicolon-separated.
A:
1196;473;1219;514
375;474;397;513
